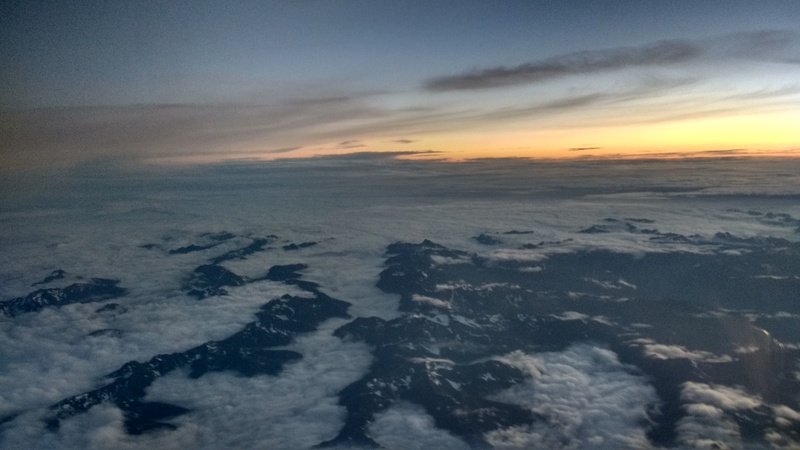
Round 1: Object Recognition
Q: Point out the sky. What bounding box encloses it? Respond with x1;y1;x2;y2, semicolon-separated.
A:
1;0;800;171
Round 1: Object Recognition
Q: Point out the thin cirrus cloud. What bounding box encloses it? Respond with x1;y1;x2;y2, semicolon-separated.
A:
2;30;798;172
424;30;799;92
448;79;691;126
0;97;379;171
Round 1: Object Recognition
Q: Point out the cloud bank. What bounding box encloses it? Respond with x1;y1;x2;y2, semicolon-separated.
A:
2;158;800;448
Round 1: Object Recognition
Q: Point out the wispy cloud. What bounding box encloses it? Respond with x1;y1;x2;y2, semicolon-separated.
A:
425;31;799;92
309;150;440;161
0;98;377;171
569;148;800;161
452;79;692;125
335;140;365;149
714;29;798;59
426;40;700;91
2;30;798;172
568;147;602;152
264;146;302;154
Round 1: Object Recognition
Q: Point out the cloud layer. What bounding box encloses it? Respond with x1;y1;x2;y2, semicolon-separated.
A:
2;158;800;448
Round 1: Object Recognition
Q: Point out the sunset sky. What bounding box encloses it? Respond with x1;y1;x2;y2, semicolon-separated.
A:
2;0;800;170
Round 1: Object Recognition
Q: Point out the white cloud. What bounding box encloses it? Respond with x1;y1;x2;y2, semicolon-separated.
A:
582;278;637;290
680;382;763;411
684;403;725;418
486;344;658;449
773;405;800;421
429;254;472;266
411;294;452;309
121;320;370;450
641;344;733;363
676;383;761;449
551;311;590;321
733;345;760;354
674;382;800;450
368;402;470;450
675;415;741;450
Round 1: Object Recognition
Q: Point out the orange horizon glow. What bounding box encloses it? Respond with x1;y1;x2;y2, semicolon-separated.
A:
62;102;800;169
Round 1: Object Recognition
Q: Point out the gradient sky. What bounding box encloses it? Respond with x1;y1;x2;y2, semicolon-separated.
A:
2;0;800;170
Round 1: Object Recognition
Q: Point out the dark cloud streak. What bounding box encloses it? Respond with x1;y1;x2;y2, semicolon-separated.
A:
336;140;365;149
424;31;800;92
261;146;302;154
425;40;700;91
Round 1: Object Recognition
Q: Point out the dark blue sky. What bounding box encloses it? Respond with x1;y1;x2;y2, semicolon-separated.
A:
2;1;799;169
